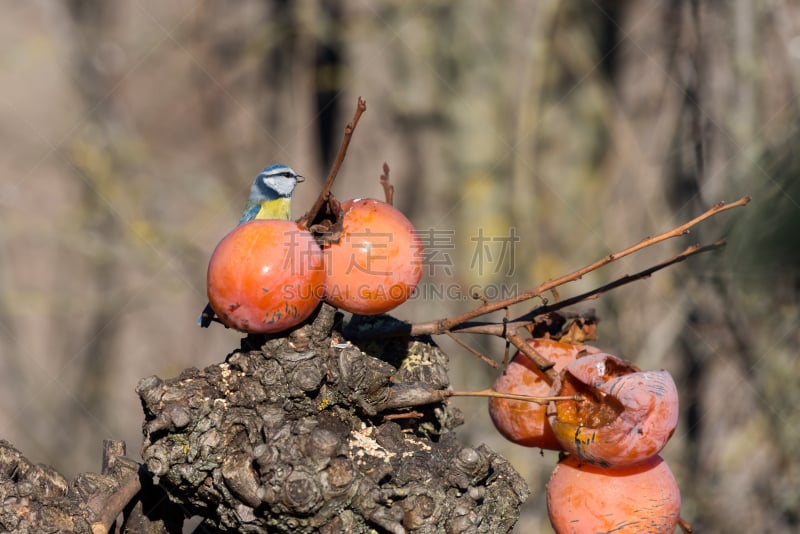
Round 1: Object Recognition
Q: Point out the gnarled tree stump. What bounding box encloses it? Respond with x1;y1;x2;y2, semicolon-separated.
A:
138;305;528;532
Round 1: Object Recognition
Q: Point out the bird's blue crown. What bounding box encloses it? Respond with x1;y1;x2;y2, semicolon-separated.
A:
249;163;302;200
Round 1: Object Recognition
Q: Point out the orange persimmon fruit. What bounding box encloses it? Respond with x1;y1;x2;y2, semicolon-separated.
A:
323;198;423;314
547;453;681;533
207;220;325;334
547;353;679;467
488;339;601;449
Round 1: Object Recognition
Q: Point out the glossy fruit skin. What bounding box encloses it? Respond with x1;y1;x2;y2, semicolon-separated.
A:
207;220;325;334
488;339;601;449
547;353;679;467
323;198;423;314
547;454;681;534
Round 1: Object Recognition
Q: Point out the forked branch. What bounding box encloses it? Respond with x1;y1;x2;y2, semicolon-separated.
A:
412;196;750;336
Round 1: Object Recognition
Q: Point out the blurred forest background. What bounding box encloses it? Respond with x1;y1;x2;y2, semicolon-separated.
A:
0;1;798;532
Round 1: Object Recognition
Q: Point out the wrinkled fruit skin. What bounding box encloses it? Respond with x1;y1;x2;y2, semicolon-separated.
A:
488;339;601;449
547;454;681;534
207;220;325;334
547;353;679;467
323;198;423;314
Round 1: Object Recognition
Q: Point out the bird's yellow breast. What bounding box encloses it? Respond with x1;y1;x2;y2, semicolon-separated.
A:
256;197;292;220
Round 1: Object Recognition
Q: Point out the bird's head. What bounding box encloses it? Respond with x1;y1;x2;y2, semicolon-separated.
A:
250;164;304;200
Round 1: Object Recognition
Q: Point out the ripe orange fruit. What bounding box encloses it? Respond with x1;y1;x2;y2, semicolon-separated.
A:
547;454;681;533
488;339;601;449
207;220;325;334
323;198;423;314
547;353;679;467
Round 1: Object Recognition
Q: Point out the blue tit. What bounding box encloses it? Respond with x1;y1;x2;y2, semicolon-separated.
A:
198;164;304;328
238;163;305;223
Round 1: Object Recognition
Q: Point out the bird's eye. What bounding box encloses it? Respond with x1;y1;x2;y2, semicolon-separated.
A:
282;172;293;178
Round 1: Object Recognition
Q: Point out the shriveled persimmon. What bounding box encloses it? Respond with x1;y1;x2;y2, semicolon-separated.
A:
488;339;601;449
323;198;423;314
547;353;679;467
547;453;681;533
207;220;325;334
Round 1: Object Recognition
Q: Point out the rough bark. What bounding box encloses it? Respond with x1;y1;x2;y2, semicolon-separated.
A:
0;439;149;534
138;304;528;533
0;304;528;533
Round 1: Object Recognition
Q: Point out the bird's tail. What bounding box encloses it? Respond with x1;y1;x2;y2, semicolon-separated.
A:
198;303;215;328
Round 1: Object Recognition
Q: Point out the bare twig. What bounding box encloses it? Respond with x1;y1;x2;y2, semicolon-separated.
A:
375;383;579;411
445;331;498;368
511;241;727;325
408;239;727;338
350;239;724;342
507;327;559;384
379;162;394;205
471;288;490;305
383;411;423;421
502;309;511;366
446;388;580;405
678;516;694;533
298;97;367;229
410;197;749;336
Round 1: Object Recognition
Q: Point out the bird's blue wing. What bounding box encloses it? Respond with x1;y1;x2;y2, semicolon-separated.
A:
239;202;261;224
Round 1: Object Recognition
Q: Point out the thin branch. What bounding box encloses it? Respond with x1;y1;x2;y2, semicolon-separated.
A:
511;241;727;324
379;162;394;206
411;239;726;338
410;197;749;335
375;383;579;411
447;388;579;405
298;97;367;229
507;328;559;384
445;331;498;368
383;411;423;421
502;308;511;366
350;225;730;342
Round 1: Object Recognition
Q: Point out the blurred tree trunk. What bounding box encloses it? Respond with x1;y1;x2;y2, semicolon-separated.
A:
612;2;800;532
62;0;122;447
